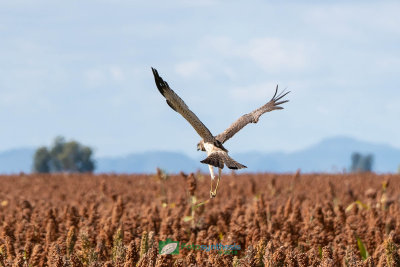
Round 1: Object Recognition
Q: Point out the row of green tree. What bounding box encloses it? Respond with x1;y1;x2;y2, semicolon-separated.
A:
33;136;95;173
350;152;373;172
32;138;377;174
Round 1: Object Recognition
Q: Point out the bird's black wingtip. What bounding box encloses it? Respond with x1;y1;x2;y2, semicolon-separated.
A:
151;67;167;97
151;67;159;78
271;87;290;102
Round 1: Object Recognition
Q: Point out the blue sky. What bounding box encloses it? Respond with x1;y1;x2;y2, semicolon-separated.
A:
0;1;399;157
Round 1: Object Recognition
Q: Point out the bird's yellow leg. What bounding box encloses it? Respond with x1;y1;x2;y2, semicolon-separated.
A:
209;165;216;198
211;168;222;198
208;164;215;179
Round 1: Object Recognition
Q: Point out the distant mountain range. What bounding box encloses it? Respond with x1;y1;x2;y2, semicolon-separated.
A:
1;136;399;174
234;136;400;173
0;148;36;174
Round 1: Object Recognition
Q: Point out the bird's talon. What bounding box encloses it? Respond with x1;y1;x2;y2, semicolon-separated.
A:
210;190;216;198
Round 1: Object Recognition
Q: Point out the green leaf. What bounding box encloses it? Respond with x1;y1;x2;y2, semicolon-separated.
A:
219;232;224;241
194;199;210;208
183;216;193;222
345;202;355;212
346;200;369;212
356;237;369;260
355;200;369;210
382;181;388;191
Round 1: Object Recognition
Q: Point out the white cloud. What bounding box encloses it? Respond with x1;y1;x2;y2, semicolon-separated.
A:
84;65;127;87
176;0;219;7
109;66;125;82
230;82;279;102
84;68;107;88
245;38;310;73
200;36;314;74
174;60;210;79
303;2;400;40
374;56;400;74
201;36;235;56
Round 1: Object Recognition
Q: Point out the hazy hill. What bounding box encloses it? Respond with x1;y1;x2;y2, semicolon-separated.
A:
234;136;400;173
0;136;399;174
96;151;203;173
0;148;35;174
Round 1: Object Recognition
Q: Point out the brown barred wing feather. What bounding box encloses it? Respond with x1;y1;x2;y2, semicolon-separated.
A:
151;68;215;143
216;85;290;144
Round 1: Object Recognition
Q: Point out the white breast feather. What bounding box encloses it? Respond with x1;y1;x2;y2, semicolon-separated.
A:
203;142;215;155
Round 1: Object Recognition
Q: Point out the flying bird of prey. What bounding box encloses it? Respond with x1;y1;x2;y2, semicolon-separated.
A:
151;68;289;198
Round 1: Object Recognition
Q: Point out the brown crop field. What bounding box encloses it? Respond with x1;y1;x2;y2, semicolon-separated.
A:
0;171;400;266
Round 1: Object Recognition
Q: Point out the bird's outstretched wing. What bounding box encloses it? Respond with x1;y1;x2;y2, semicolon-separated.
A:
152;67;215;143
215;86;290;144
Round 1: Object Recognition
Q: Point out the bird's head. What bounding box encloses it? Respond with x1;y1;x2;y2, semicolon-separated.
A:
197;140;206;151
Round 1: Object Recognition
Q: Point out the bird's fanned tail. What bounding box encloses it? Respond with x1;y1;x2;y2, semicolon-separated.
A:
201;152;247;170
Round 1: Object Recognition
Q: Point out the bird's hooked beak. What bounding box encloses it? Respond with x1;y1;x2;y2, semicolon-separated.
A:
197;141;205;151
